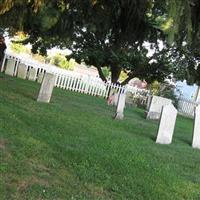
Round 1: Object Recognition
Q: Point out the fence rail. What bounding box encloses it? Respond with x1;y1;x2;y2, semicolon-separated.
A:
1;51;150;100
178;98;199;118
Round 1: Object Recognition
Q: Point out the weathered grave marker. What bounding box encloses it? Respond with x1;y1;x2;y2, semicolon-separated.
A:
28;68;37;81
156;104;177;144
37;73;56;103
192;105;200;149
114;93;126;120
17;63;27;79
37;72;44;83
146;95;172;120
5;59;16;76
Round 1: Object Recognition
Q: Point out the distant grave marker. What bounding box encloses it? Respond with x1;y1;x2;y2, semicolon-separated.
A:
5;59;16;76
37;72;44;83
28;68;37;81
156;104;177;144
17;63;28;79
37;73;56;103
146;95;172;120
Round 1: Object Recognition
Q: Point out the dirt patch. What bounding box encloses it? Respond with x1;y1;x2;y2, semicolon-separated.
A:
17;176;49;192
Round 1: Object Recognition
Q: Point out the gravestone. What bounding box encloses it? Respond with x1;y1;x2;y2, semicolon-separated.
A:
37;73;56;103
114;93;126;120
192;105;200;149
5;59;16;76
17;63;27;79
146;95;172;120
156;104;177;144
28;68;37;81
37;72;44;83
113;92;119;106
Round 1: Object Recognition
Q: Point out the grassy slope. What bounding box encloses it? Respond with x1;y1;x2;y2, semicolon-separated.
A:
0;73;200;200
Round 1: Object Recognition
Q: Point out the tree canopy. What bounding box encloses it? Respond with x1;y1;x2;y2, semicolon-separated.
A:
0;0;200;85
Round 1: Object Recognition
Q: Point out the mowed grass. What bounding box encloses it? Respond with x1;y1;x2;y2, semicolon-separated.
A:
0;73;200;200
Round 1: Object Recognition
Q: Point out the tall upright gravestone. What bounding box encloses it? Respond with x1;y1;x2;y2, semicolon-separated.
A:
5;59;16;76
192;105;200;149
114;93;126;120
156;104;177;144
17;63;28;79
37;73;56;103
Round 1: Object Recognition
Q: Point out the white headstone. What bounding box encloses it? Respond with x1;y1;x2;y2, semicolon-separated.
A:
37;73;56;103
17;63;28;79
5;59;16;76
28;68;37;81
156;104;177;144
114;93;126;120
37;72;44;83
192;105;200;149
146;95;172;120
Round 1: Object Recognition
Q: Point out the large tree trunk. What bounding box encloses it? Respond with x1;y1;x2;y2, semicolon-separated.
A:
111;65;121;83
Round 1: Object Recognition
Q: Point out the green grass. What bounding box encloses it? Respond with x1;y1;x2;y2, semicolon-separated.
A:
0;73;200;200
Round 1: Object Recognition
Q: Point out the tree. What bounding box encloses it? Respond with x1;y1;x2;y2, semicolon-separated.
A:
0;0;199;84
0;34;6;65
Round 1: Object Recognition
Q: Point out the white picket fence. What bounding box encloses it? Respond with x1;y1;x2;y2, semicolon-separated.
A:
178;98;199;118
1;51;150;100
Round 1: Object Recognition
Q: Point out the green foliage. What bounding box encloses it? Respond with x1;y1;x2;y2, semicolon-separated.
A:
1;0;200;84
101;67;110;79
46;53;75;70
10;43;27;54
149;80;179;107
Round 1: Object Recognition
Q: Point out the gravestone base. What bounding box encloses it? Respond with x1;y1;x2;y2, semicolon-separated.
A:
114;112;124;120
146;111;161;120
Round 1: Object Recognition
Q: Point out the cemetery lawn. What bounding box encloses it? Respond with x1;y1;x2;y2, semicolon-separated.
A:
0;73;200;200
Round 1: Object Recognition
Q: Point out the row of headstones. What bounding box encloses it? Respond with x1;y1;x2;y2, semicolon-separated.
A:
4;59;45;83
2;59;54;103
147;96;200;149
113;93;200;149
5;62;200;150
